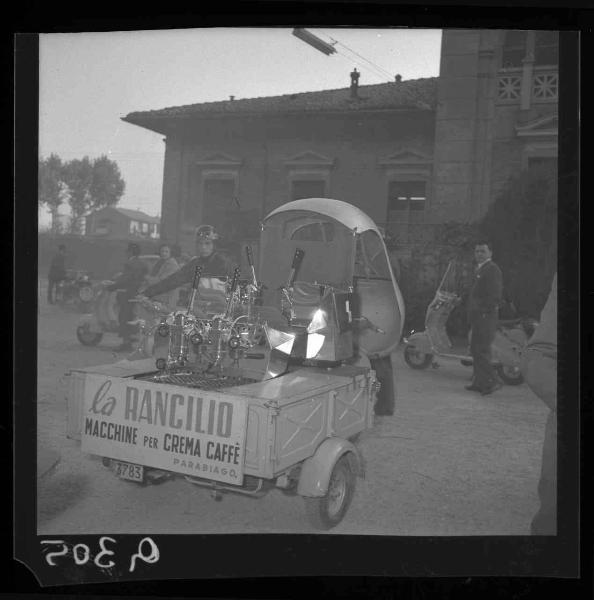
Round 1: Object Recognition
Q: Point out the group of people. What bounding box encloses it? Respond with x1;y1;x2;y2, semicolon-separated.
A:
108;225;234;351
46;231;557;535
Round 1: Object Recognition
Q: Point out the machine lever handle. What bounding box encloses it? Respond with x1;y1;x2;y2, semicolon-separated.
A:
287;248;305;288
187;266;203;315
191;266;203;290
245;245;254;267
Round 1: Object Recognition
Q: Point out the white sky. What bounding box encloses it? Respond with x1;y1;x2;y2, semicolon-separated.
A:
39;27;442;227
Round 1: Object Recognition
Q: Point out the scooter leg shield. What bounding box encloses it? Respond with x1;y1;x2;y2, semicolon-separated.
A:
78;315;101;333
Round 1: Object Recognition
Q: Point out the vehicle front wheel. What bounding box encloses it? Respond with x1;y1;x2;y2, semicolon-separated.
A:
304;456;355;530
78;285;95;303
76;324;103;346
496;364;524;385
403;345;433;369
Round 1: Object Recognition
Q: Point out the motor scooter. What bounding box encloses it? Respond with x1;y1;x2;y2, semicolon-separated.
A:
56;269;95;312
402;262;536;385
75;280;120;346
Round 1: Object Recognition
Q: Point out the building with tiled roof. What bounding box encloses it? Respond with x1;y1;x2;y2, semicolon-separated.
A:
123;78;437;134
122;75;438;257
85;205;160;240
122;29;558;260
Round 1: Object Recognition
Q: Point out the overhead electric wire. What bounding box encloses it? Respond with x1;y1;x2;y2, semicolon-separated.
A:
334;48;391;83
318;31;395;82
332;47;391;83
332;40;394;81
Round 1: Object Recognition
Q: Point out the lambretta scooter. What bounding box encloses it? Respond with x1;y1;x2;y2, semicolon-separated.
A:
75;280;120;346
402;262;536;385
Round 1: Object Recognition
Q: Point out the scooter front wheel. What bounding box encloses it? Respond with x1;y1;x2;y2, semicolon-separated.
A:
403;345;433;369
496;364;524;385
76;324;103;346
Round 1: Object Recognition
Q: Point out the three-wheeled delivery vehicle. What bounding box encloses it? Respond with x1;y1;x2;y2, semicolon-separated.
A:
67;198;404;529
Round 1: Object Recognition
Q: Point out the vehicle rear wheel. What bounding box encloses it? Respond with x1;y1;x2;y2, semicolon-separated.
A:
304;456;355;530
403;345;433;369
76;324;103;346
496;364;524;385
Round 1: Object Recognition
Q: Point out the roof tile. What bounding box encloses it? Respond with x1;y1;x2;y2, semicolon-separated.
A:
123;78;437;130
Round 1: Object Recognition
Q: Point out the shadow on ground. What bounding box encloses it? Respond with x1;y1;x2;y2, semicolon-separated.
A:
37;473;90;526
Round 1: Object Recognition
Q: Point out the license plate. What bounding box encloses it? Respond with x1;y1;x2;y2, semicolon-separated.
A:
112;460;144;482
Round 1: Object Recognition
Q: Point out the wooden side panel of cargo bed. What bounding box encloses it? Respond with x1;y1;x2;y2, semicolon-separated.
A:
272;392;329;473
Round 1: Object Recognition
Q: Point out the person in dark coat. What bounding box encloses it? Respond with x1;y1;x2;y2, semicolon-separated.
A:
465;240;503;395
521;273;557;534
47;244;67;304
107;242;149;351
141;225;234;301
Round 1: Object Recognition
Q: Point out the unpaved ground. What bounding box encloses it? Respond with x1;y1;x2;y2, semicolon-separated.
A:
36;288;547;535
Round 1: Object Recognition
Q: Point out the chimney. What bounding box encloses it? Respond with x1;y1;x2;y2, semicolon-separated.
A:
350;68;360;98
394;74;402;83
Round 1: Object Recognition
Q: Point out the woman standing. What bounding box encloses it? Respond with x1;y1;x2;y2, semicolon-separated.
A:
144;243;180;310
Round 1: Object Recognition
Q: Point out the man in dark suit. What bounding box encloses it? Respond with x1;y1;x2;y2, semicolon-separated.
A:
47;244;67;304
466;240;503;395
108;242;149;351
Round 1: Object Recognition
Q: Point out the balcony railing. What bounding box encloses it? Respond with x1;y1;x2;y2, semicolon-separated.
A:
497;67;558;105
532;71;558;101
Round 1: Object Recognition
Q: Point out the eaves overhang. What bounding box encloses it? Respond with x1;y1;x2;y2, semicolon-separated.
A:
121;106;435;137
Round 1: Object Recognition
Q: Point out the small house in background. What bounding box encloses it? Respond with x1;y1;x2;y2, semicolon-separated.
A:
85;206;161;240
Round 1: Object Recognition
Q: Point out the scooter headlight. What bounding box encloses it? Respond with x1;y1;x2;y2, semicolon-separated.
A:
305;333;325;358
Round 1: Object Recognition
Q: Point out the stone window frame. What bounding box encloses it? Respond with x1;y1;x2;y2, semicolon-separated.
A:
385;175;431;222
187;154;242;236
288;171;330;201
284;151;334;202
379;150;433;227
520;142;558;171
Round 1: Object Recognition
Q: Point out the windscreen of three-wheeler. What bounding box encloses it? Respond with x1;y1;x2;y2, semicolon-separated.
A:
259;210;356;292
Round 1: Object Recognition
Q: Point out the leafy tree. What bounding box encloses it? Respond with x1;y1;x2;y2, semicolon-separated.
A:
89;155;126;209
61;155;125;234
38;154;65;233
480;164;557;317
62;157;94;234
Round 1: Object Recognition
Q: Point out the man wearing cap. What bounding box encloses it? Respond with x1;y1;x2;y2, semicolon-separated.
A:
108;242;149;351
140;225;234;302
